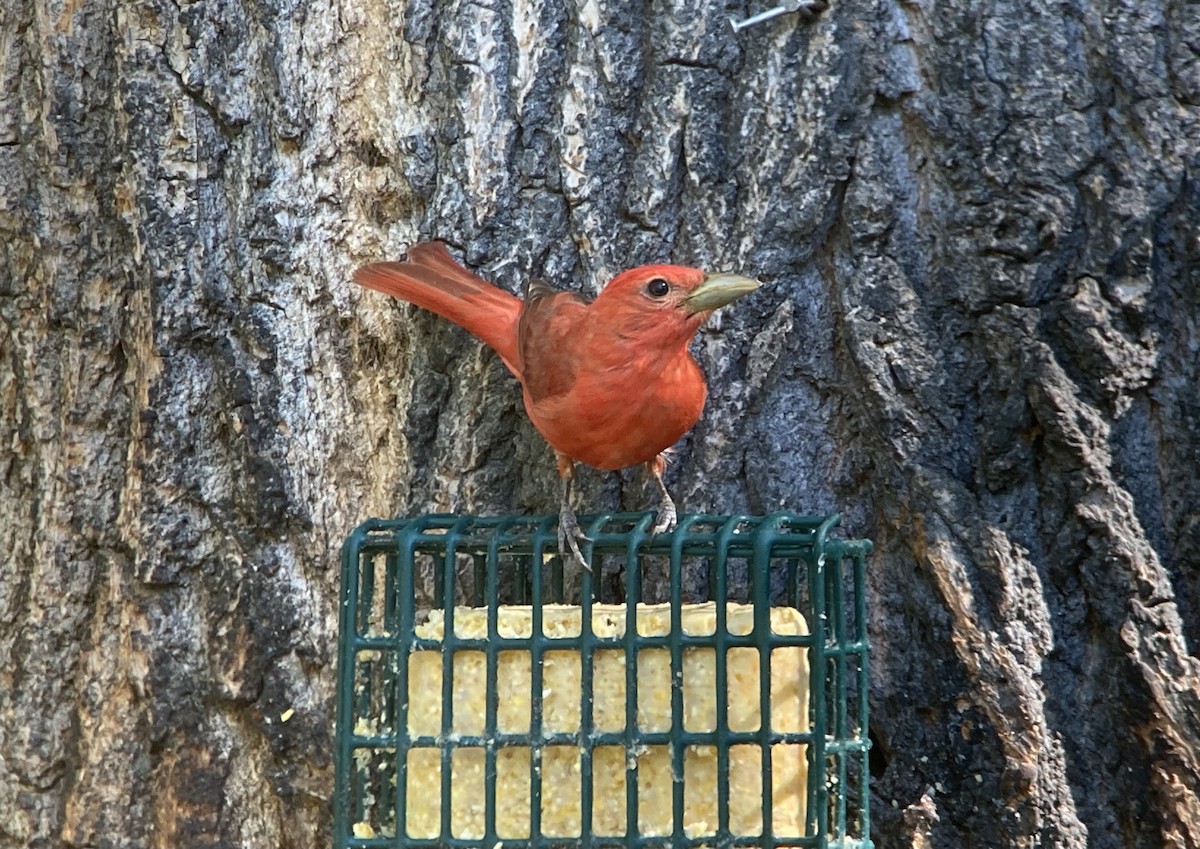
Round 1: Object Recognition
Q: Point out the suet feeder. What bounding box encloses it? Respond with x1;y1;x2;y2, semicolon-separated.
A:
334;512;872;848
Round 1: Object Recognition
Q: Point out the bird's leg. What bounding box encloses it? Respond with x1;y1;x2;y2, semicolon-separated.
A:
646;454;678;537
556;452;592;570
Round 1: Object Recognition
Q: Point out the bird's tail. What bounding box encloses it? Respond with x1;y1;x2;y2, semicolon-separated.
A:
353;242;524;377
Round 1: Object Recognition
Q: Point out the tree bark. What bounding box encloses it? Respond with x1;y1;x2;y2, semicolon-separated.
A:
1;0;1197;847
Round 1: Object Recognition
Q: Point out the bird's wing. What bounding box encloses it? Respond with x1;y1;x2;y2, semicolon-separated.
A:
518;279;590;403
353;242;524;377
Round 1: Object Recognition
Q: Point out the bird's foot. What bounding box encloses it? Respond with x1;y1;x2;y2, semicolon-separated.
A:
558;503;593;571
645;454;678;538
650;493;678;537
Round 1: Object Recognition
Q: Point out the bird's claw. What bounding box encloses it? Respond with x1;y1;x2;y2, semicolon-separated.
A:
558;505;593;571
647;463;678;538
650;497;678;538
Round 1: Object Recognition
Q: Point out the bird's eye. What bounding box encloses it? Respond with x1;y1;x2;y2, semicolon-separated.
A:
646;278;670;298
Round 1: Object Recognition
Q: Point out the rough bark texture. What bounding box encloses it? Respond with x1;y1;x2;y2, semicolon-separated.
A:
1;0;1197;847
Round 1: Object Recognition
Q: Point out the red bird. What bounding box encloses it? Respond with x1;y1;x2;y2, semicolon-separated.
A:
353;242;759;565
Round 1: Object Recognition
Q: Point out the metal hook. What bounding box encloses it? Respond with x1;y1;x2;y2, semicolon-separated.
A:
729;0;829;33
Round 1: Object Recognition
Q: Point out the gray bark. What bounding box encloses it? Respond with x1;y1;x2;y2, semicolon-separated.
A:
1;0;1197;847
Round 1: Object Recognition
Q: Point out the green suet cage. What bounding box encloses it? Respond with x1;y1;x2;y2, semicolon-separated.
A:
334;512;872;848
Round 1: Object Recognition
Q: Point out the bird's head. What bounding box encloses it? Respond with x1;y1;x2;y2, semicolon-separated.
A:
593;264;761;351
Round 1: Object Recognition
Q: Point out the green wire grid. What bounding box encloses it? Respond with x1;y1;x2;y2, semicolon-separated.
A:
334;512;872;849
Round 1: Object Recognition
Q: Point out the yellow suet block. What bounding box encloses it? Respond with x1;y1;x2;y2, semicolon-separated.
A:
397;602;809;840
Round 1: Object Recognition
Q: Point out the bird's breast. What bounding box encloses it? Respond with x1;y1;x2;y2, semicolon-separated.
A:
523;352;707;471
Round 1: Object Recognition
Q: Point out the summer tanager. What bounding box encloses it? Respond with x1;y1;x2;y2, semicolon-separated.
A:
353;241;758;565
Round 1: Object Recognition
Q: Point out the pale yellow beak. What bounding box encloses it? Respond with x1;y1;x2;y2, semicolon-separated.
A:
685;272;761;314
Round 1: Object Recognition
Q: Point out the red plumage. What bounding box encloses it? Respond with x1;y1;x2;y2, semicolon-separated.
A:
353;241;758;564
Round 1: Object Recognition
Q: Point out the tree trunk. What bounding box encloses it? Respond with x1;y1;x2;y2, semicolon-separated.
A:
1;0;1197;847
